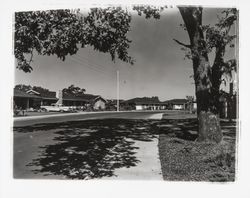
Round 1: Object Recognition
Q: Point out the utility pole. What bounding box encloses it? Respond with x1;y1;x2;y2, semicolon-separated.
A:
117;70;119;112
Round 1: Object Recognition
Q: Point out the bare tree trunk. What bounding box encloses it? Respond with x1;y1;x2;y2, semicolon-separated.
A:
179;7;223;143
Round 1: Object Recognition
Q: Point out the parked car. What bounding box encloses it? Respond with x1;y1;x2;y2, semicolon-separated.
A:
40;104;73;112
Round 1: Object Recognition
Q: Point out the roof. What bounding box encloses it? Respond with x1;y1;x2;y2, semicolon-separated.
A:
123;97;167;105
26;89;41;95
30;89;57;99
165;99;188;105
39;92;56;99
15;88;57;100
14;89;41;99
62;93;106;102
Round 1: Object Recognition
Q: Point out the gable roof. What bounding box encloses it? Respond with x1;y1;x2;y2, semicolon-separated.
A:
30;89;57;99
14;89;41;99
14;88;57;100
26;89;41;95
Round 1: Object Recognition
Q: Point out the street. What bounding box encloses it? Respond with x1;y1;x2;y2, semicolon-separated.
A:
14;110;194;127
13;110;195;179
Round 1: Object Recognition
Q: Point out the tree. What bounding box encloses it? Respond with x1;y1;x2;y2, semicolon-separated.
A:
15;8;133;72
134;6;237;142
33;86;51;94
62;84;86;97
14;6;237;143
14;84;32;91
177;8;237;142
186;95;194;113
15;84;55;96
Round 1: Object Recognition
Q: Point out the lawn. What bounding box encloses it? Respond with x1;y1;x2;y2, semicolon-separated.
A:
158;119;237;182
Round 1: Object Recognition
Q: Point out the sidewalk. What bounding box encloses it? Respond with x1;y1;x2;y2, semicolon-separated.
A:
100;136;163;180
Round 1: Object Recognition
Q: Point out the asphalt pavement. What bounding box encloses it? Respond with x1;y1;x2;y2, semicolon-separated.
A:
13;110;193;180
14;110;187;127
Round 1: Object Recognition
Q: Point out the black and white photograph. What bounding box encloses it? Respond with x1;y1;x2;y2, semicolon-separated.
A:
0;0;249;198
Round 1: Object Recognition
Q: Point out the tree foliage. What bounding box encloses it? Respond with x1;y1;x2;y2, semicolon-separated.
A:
179;8;237;89
33;86;52;95
15;8;134;72
62;84;86;97
15;84;53;95
14;84;32;91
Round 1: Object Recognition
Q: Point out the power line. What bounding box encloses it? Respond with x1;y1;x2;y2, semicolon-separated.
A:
75;54;113;72
68;56;115;79
74;54;115;76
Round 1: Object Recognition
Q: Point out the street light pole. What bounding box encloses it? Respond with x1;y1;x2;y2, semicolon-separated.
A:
117;70;119;112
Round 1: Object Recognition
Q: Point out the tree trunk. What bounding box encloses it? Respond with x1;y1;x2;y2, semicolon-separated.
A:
179;7;223;143
197;111;222;143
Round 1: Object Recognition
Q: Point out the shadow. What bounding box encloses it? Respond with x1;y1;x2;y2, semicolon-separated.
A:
156;119;198;141
157;119;236;141
220;120;237;139
20;119;159;179
14;118;236;179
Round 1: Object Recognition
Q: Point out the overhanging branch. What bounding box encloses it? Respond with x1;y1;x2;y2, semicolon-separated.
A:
173;38;191;48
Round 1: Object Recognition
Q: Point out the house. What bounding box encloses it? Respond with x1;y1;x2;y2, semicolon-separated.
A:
14;89;42;110
123;97;169;111
13;88;57;110
13;86;107;111
26;89;57;106
62;92;107;110
165;99;188;110
85;95;107;110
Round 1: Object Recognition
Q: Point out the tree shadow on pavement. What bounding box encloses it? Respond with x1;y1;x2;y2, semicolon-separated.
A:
23;119;159;179
15;118;235;180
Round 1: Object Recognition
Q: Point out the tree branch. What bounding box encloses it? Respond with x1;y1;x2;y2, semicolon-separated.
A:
29;49;34;64
173;39;191;48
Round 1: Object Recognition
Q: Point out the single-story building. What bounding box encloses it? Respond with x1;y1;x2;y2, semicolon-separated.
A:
164;99;188;110
14;89;42;110
62;93;107;110
14;87;107;111
123;97;169;111
14;88;58;110
26;89;57;106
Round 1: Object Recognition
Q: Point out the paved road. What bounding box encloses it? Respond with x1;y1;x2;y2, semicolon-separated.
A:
13;110;194;180
14;110;189;127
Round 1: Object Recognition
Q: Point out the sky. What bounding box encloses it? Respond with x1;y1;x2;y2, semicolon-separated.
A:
14;7;236;101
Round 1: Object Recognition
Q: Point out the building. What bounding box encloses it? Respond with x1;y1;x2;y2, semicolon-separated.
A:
14;89;42;110
62;93;107;110
13;87;107;111
164;99;188;110
26;89;57;106
14;88;57;110
123;97;169;111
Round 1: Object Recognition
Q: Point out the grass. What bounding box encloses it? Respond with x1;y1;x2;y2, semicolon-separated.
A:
158;119;236;182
